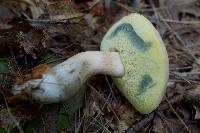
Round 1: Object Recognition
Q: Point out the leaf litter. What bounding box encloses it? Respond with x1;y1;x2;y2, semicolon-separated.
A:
0;0;200;132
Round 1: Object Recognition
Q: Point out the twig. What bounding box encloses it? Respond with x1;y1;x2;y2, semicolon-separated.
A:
155;111;173;132
151;1;200;67
184;89;200;108
87;83;120;122
125;112;155;133
84;83;120;132
166;98;191;133
171;72;200;85
114;2;137;13
105;75;117;104
75;110;86;133
161;19;200;25
88;0;102;10
114;0;197;12
90;115;112;133
158;95;183;111
149;1;192;132
12;16;83;30
3;94;24;133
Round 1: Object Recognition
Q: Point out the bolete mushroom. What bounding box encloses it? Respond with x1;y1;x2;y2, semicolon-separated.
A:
12;13;169;114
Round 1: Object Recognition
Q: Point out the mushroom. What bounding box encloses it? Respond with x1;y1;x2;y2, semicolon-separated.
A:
12;13;169;114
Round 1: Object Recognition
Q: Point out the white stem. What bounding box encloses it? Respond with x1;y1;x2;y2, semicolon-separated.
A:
12;51;124;103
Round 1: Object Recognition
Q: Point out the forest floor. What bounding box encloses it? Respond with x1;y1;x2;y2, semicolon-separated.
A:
0;0;200;133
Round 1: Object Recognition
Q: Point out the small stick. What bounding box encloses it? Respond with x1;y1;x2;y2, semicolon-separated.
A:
125;112;155;133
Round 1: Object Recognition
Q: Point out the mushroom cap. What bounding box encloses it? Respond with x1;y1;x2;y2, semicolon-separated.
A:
101;13;169;114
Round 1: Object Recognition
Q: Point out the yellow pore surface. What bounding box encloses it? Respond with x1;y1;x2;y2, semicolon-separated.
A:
101;13;169;114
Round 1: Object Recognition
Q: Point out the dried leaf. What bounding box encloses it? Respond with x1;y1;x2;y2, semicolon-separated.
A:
41;0;83;21
185;87;200;120
17;30;50;59
0;108;31;129
0;5;14;30
152;116;166;133
116;103;137;126
21;0;44;19
0;0;44;19
118;120;129;133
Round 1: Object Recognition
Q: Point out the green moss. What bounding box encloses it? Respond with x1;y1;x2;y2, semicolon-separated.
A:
57;86;85;131
0;58;8;71
0;58;10;85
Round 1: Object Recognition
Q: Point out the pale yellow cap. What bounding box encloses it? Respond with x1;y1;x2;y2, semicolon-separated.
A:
101;13;169;114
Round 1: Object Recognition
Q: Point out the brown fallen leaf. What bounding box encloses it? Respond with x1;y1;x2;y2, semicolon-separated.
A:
152;115;167;133
41;0;83;21
0;0;44;19
0;107;32;129
17;29;51;59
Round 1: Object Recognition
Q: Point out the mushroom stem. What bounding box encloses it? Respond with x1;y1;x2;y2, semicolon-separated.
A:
12;51;124;103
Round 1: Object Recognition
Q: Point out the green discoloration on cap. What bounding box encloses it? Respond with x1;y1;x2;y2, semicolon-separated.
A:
109;23;151;51
101;13;169;114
